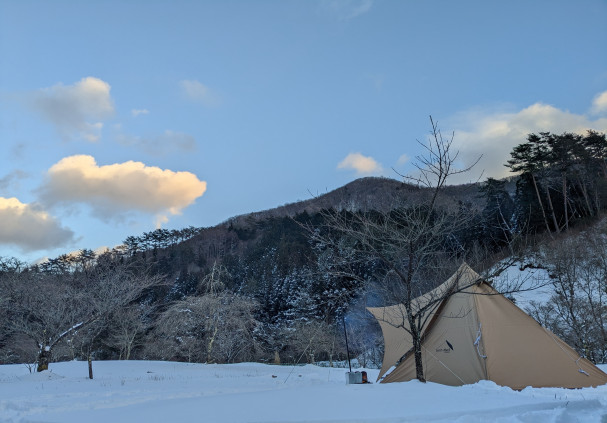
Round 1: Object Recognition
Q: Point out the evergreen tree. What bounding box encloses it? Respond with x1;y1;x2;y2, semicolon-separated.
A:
478;178;515;248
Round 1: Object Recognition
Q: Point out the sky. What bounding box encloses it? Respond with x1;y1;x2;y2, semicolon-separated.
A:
1;0;607;263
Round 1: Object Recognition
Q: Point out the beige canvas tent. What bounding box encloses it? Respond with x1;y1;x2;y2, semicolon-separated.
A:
367;263;607;389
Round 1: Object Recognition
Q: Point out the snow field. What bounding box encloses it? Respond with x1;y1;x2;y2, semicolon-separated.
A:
1;361;606;423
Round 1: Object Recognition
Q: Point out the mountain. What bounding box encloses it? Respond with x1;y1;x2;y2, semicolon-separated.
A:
163;177;485;273
225;177;483;227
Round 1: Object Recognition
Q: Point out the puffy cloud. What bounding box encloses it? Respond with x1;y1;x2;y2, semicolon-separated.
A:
116;130;196;155
446;99;607;184
320;0;373;20
180;79;220;107
38;155;207;224
0;197;75;251
131;109;150;117
30;76;114;141
592;90;607;115
338;152;383;175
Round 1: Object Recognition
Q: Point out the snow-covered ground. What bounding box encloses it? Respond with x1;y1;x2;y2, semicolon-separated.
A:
492;262;554;309
1;360;606;423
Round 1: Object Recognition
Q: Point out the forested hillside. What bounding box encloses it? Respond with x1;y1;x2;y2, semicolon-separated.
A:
1;130;607;370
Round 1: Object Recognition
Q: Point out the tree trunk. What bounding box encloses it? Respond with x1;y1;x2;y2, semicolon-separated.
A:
408;314;426;383
562;176;569;231
88;356;94;379
206;326;218;363
413;336;426;383
575;174;594;217
125;342;132;360
37;347;51;372
544;184;560;233
530;174;552;234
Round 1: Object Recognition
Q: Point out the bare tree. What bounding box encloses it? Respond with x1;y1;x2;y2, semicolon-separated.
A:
6;271;86;371
528;231;607;363
209;294;260;363
104;303;154;360
150;292;260;364
197;261;230;295
4;252;164;373
0;257;32;363
278;320;337;365
148;298;203;362
310;118;524;382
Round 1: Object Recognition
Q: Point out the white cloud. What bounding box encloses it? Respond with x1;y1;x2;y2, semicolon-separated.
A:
445;98;607;184
39;155;207;224
397;154;409;165
320;0;373;20
338;152;383;175
116;130;196;155
131;109;150;117
30;77;114;141
591;90;607;115
61;245;110;260
180;79;220;107
0;197;75;251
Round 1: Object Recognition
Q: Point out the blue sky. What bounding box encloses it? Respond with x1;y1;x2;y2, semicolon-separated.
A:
1;0;607;263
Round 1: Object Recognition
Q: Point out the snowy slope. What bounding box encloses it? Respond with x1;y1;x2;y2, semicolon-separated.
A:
1;360;605;423
493;263;554;308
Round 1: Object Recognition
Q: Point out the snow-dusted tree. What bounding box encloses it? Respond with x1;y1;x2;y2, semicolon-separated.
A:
528;231;607;363
197;261;230;295
209;294;260;363
277;319;336;365
104;303;154;360
151;292;260;363
5;271;84;370
0;257;30;362
5;251;164;373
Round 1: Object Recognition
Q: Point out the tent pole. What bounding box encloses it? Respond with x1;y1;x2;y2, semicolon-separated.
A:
343;316;352;372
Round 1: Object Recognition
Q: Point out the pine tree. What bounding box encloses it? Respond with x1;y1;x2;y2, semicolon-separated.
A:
478;178;515;248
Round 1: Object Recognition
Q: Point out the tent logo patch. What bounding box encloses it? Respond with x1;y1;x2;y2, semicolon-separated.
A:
436;339;454;353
